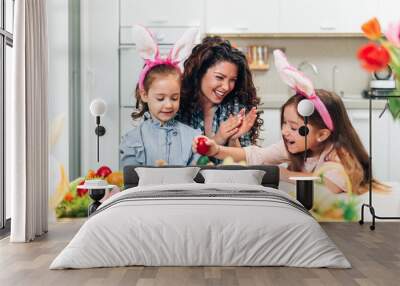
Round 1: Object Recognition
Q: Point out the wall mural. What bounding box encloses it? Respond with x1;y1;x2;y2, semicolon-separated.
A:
51;18;400;222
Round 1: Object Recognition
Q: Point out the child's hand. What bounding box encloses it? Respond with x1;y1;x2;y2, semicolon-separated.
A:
192;136;220;157
231;107;258;140
214;114;242;145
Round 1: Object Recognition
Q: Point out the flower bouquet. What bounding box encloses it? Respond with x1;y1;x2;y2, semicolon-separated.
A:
357;17;400;119
55;165;124;218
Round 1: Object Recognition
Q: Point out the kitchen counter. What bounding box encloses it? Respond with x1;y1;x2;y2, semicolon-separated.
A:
260;95;387;110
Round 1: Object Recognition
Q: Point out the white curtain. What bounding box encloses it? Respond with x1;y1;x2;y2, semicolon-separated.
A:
9;0;48;242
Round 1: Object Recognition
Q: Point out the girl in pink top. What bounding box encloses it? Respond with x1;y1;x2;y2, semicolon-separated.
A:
193;50;387;195
194;90;381;194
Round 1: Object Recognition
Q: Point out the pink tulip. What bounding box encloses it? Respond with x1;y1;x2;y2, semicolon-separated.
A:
384;21;400;48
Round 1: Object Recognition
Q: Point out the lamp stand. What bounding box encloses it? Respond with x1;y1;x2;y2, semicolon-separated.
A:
94;116;106;162
304;116;308;162
359;92;400;230
289;176;319;210
88;188;106;216
296;180;314;210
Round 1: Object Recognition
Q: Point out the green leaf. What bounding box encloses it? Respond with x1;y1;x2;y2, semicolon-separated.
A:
388;45;400;67
390;64;400;77
343;205;358;221
388;97;400;120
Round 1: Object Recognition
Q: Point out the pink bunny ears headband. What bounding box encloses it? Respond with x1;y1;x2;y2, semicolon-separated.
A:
133;25;198;90
273;50;334;131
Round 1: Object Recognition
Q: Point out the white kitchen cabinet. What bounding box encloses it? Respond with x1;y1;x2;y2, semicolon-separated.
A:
348;109;390;181
378;0;400;29
279;0;378;34
258;109;281;147
120;47;141;107
388;117;400;182
205;0;280;34
279;0;341;33
120;0;203;27
340;0;379;33
121;26;199;45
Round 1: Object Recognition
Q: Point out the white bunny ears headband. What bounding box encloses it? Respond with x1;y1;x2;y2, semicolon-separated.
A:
273;50;334;131
133;25;198;90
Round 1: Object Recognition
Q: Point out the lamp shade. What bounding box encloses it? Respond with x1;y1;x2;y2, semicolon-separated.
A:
90;99;107;117
297;99;314;117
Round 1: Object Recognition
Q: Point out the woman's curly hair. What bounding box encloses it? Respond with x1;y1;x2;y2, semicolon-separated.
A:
179;36;262;145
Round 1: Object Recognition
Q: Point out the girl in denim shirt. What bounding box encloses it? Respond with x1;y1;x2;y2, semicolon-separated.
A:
120;26;200;168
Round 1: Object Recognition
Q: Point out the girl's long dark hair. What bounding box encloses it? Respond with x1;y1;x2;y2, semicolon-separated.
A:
180;36;262;144
281;90;376;194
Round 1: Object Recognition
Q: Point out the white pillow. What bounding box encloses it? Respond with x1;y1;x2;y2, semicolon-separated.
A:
200;169;266;185
136;167;200;186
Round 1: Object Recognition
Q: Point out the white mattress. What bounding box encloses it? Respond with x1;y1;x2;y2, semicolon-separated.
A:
50;183;350;269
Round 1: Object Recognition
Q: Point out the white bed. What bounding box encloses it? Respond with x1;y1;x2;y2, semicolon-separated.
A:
50;182;350;269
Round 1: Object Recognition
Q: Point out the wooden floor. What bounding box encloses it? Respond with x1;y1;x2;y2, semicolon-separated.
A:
0;220;399;286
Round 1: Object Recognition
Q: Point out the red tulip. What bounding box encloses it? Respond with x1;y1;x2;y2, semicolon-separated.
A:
357;43;390;72
196;137;210;155
96;165;112;178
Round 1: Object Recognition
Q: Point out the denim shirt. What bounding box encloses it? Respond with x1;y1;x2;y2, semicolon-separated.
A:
120;113;202;168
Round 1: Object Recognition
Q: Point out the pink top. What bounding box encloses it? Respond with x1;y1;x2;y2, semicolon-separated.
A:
244;141;349;192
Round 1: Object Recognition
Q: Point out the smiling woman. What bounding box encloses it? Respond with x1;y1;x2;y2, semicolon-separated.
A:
178;36;262;150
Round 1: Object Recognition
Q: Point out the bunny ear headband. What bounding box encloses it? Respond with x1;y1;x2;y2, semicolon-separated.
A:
133;25;198;90
273;50;334;131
